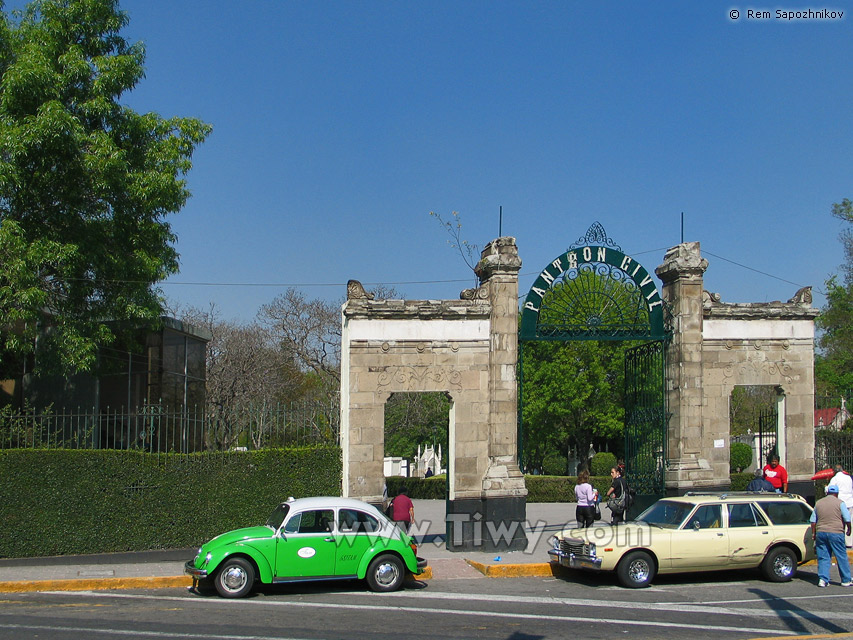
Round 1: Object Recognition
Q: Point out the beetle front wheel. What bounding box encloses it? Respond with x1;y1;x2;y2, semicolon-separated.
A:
214;557;255;598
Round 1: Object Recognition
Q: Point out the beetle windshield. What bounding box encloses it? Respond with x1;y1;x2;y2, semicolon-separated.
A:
266;503;290;530
636;500;693;528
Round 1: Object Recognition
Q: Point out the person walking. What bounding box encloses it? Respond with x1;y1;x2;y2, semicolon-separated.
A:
762;454;788;493
574;469;597;528
390;486;415;533
810;484;852;587
747;468;775;492
606;466;629;525
827;463;853;548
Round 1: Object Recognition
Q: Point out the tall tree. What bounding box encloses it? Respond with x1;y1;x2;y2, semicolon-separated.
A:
0;0;210;376
816;199;853;393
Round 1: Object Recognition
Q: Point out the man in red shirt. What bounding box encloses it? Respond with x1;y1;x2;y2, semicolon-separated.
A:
390;486;415;532
763;455;788;493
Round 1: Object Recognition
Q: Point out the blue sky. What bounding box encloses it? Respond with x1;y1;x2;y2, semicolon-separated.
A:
115;1;851;322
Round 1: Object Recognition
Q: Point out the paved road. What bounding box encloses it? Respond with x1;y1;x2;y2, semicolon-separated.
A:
1;564;851;640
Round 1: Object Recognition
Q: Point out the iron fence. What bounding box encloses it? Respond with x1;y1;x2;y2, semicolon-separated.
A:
815;428;853;473
0;398;340;454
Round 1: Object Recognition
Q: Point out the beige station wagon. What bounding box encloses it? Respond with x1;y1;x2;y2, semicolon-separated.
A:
548;492;815;588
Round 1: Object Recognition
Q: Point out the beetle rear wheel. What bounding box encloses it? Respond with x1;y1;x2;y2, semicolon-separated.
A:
214;557;255;598
366;554;405;592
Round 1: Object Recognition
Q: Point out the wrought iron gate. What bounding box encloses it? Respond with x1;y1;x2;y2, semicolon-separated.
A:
624;340;668;514
757;407;779;467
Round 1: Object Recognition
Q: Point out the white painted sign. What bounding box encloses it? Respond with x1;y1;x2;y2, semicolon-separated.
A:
714;439;725;448
297;547;316;558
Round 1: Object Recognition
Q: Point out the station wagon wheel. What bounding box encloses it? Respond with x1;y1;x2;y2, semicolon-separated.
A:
366;554;405;592
762;546;797;582
617;551;656;588
214;557;256;598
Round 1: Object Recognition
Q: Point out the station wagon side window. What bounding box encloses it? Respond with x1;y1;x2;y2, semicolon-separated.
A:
283;509;335;534
338;508;380;533
685;504;722;529
756;501;812;525
727;502;768;527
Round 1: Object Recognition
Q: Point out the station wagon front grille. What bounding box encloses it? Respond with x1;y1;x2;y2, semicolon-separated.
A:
560;539;588;556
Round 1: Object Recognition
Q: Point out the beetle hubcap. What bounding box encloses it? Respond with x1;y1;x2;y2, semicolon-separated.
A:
628;559;650;584
222;566;248;591
774;554;794;577
375;562;400;587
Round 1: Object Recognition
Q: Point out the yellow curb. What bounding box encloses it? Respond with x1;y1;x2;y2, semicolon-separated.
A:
465;560;559;578
0;575;192;593
747;634;853;640
802;548;853;567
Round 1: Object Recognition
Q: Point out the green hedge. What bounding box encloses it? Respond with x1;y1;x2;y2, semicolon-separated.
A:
0;447;341;558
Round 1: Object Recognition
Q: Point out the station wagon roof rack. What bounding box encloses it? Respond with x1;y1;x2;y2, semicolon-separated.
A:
683;491;804;500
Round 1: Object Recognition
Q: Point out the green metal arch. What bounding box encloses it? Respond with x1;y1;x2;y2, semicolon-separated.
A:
520;245;667;341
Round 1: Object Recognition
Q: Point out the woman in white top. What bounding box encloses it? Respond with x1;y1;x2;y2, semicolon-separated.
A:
574;469;597;528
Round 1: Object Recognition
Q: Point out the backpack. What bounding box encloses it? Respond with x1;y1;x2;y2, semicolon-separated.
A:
384;499;395;518
626;487;636;509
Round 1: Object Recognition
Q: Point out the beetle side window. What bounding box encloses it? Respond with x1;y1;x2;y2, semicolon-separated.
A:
757;501;812;525
284;509;335;534
727;502;768;527
685;504;722;529
338;509;380;533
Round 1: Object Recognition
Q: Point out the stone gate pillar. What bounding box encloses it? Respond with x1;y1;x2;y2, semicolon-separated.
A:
447;237;527;551
655;242;717;490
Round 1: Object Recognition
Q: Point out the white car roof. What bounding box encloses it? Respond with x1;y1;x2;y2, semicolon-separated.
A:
283;496;382;514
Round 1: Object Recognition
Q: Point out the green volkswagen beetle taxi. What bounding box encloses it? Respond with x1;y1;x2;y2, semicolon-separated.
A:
185;496;428;598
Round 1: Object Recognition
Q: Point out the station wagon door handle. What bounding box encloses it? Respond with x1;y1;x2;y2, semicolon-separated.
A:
716;533;724;537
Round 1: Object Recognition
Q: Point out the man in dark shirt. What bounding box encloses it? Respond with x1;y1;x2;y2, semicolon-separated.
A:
747;468;775;492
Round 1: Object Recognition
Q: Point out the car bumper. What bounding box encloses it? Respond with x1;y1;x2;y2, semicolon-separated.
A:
548;549;603;571
415;556;428;574
184;560;209;579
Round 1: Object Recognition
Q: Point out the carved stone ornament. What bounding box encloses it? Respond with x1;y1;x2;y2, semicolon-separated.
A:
702;290;722;305
460;282;490;300
347;280;374;300
723;357;794;384
377;367;463;391
787;286;812;305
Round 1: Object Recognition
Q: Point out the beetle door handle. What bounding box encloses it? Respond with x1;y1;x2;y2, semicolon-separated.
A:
324;537;335;543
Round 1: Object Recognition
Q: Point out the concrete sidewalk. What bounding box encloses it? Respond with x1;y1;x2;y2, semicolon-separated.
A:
0;500;578;592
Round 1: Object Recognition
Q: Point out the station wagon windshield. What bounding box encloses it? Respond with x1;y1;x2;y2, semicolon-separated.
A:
266;503;290;529
636;500;693;528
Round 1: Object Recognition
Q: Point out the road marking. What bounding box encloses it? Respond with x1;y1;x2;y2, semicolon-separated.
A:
32;591;804;636
372;589;853;623
0;623;313;640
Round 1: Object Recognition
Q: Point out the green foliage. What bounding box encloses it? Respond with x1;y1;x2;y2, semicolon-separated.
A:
816;199;853;393
542;452;568;476
729;472;753;492
729;386;778;436
590;451;617;476
729;442;752;472
0;447;340;557
524;475;612;502
0;0;211;375
385;474;446;500
521;340;628;471
384;392;449;460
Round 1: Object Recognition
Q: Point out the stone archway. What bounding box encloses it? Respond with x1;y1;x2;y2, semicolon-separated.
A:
340;239;527;551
